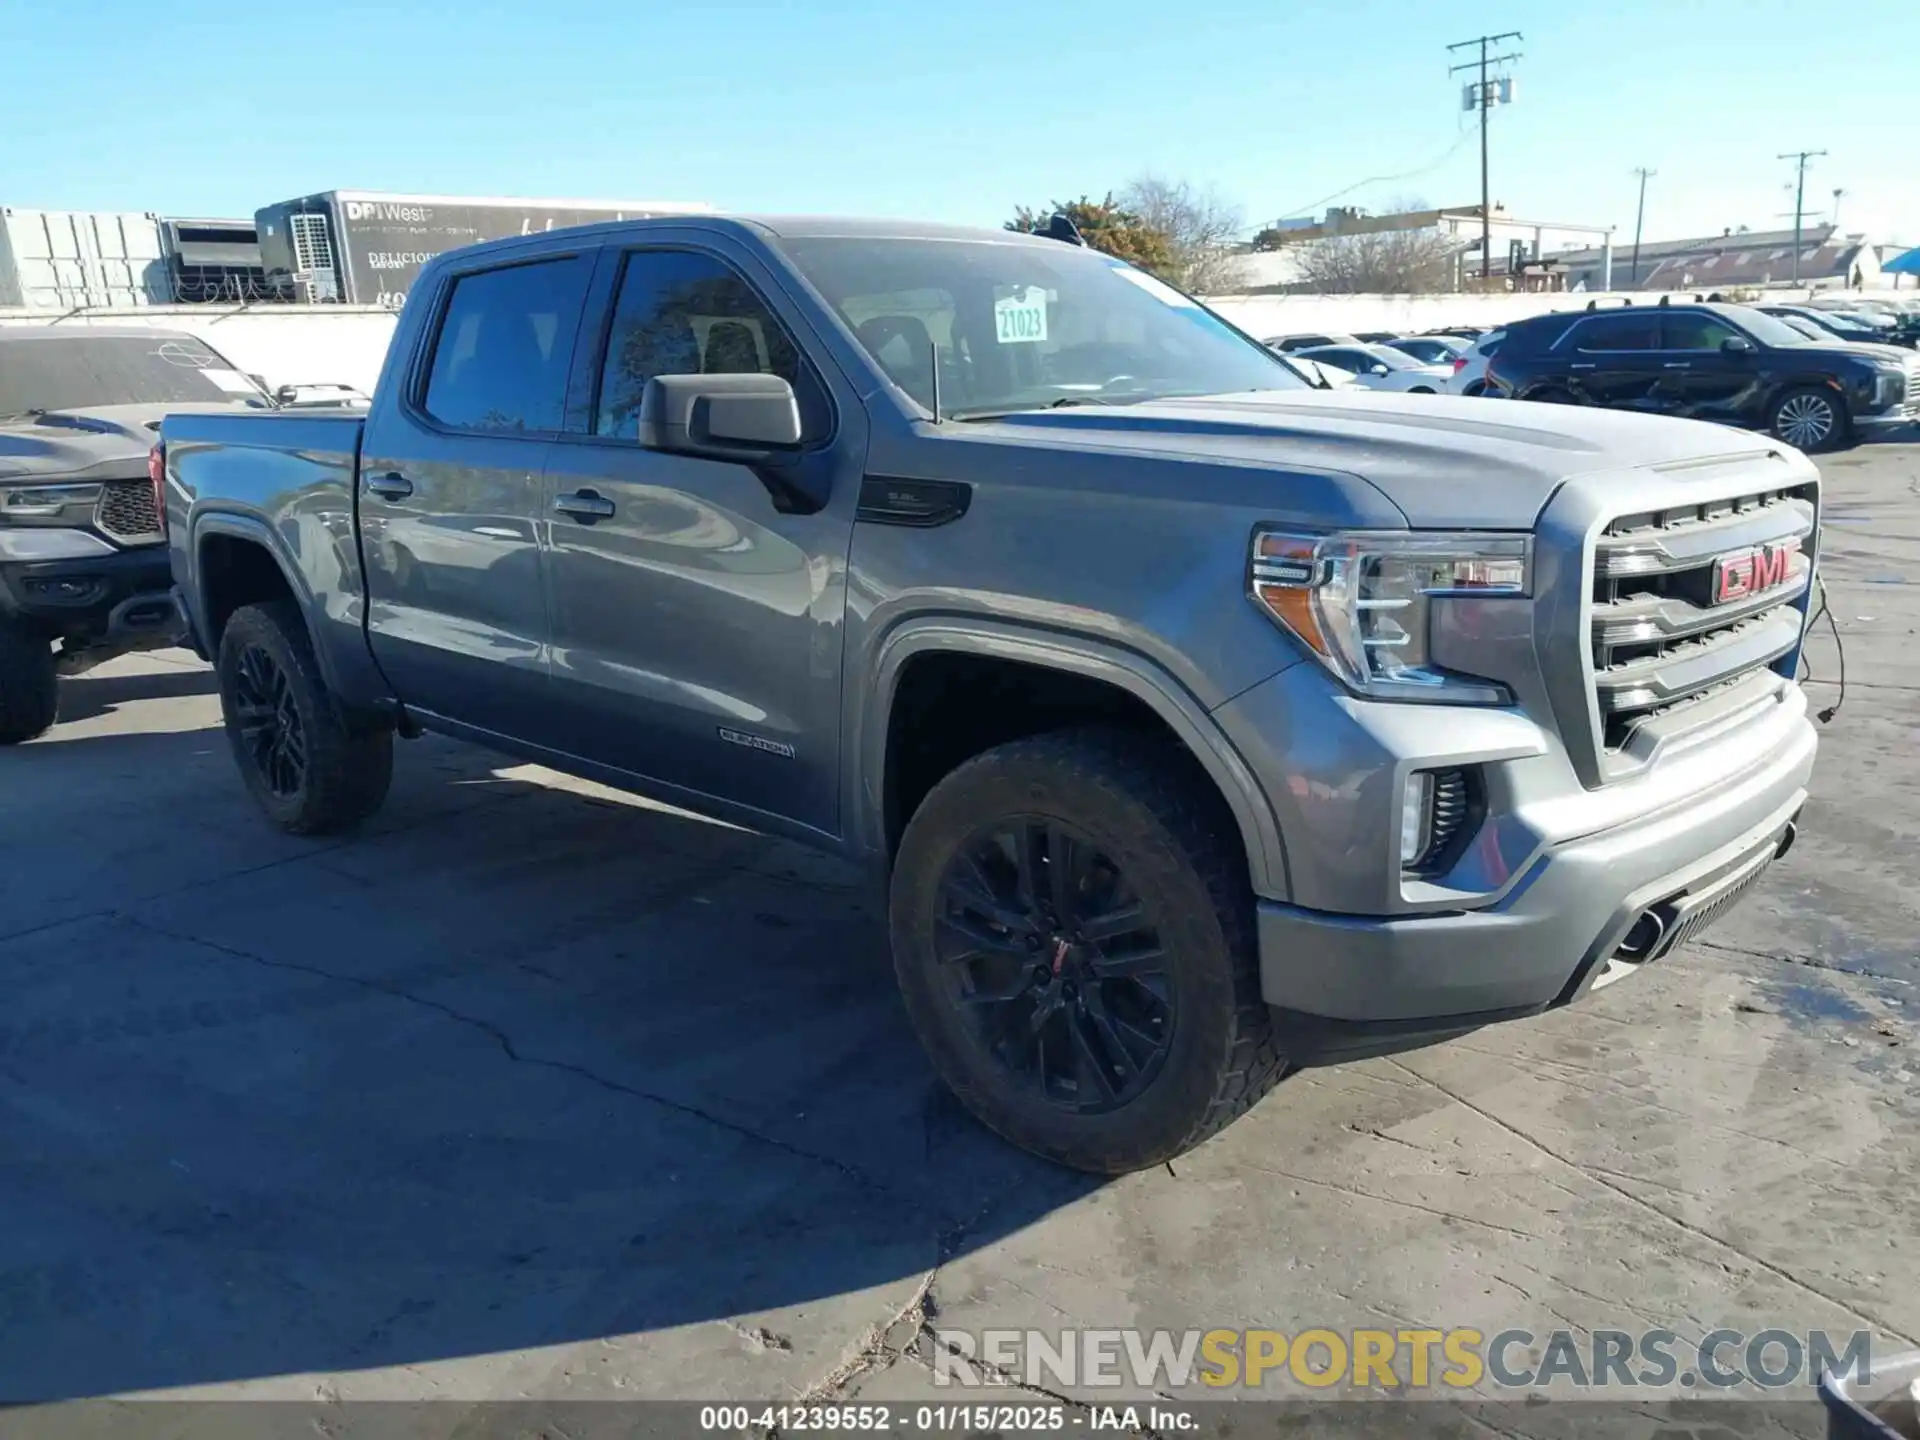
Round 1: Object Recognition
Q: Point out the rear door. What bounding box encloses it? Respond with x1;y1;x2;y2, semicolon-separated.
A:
1560;313;1663;408
1658;310;1764;423
535;240;862;836
359;243;597;738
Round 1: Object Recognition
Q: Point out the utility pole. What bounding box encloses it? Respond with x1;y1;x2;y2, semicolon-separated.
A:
1629;167;1655;287
1449;31;1522;281
1777;149;1827;284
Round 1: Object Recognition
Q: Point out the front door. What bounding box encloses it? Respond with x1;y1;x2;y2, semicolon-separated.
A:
538;243;861;837
359;246;597;739
1659;311;1763;423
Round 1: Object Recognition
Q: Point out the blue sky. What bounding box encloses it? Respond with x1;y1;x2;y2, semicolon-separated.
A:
7;0;1914;247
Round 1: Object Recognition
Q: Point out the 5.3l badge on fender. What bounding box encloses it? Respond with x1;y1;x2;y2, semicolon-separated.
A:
718;728;797;759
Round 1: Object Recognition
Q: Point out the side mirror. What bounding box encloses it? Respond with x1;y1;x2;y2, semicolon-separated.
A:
1371;365;1391;377
1721;336;1756;355
638;373;803;457
638;373;825;513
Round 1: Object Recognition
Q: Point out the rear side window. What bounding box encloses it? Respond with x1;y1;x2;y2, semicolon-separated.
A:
593;249;821;439
422;256;593;433
1570;315;1658;351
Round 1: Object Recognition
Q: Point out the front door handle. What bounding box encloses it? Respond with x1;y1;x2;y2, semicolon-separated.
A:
365;471;414;501
1663;362;1692;369
1571;363;1596;370
553;489;617;522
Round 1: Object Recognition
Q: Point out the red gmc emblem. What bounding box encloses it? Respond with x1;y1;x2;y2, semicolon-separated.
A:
1711;537;1801;604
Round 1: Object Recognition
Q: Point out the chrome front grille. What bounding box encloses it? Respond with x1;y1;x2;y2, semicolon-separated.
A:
1590;485;1816;752
95;479;162;544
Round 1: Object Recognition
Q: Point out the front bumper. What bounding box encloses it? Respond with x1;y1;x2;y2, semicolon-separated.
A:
1250;696;1816;1063
0;544;183;648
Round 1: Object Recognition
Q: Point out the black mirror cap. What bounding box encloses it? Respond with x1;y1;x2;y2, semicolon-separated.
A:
1721;335;1756;354
638;373;804;456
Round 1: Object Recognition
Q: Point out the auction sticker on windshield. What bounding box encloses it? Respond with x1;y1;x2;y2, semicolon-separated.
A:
995;287;1049;344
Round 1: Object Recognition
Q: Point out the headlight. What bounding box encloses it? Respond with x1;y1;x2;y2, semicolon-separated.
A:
1874;369;1908;407
1250;528;1530;704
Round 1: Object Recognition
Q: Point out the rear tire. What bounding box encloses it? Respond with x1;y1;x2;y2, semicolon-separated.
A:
216;600;393;834
0;623;58;745
889;727;1287;1174
1770;385;1849;452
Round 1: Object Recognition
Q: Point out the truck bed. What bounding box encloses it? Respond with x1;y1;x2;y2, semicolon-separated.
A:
164;409;369;668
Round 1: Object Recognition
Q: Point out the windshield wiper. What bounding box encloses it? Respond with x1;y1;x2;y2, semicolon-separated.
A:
952;395;1140;423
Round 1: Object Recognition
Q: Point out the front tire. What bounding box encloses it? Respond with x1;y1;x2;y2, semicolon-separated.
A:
1770;385;1848;452
0;622;58;745
889;728;1287;1173
216;600;393;834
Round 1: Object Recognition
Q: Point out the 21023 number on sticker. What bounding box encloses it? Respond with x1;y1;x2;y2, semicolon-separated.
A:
994;288;1048;344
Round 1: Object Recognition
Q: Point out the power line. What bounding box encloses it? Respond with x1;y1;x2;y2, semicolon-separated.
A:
1778;149;1827;284
1448;30;1523;280
1270;133;1475;225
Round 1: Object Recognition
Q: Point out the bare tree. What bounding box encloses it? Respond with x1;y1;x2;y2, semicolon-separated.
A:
1294;227;1462;294
1119;175;1249;294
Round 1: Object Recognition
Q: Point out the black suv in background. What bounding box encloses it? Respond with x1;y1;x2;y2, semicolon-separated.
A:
1482;301;1919;451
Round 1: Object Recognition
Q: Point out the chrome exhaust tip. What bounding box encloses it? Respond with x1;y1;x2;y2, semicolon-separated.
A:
1616;908;1668;962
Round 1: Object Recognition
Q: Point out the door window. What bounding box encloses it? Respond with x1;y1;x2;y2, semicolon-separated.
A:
421;256;593;432
1661;312;1744;351
1570;315;1659;351
594;250;821;440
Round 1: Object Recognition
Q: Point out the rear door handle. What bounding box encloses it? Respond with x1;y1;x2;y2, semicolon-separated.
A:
1663;362;1692;369
1571;363;1596;370
553;489;617;522
365;471;414;501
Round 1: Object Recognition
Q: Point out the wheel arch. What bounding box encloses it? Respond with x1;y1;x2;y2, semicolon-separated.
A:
855;618;1293;900
190;513;343;695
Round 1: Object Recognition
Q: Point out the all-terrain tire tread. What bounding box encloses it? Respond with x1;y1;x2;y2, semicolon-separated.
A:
897;726;1288;1173
219;600;393;834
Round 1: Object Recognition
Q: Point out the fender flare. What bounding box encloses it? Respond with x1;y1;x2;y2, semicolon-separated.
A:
188;510;344;696
854;616;1293;901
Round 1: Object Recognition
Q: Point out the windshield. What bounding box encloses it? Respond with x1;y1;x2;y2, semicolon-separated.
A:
780;235;1306;418
1722;306;1821;349
1774;314;1828;342
0;335;270;417
1359;345;1422;370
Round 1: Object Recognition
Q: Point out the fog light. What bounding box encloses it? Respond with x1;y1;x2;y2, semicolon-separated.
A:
1400;772;1433;868
1401;767;1473;873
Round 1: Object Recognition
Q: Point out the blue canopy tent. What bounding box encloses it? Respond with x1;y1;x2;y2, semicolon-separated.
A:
1885;246;1920;281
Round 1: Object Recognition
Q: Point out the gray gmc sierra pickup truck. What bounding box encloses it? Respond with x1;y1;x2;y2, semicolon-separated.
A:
162;216;1821;1172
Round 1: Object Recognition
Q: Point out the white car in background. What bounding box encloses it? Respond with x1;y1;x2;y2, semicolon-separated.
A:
1383;334;1471;367
1446;329;1507;395
1273;353;1357;389
1294;343;1452;393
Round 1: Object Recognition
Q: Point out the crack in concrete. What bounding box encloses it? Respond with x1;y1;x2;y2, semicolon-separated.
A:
119;913;908;1208
1698;939;1914;985
1230;1159;1549;1243
1387;1057;1920;1349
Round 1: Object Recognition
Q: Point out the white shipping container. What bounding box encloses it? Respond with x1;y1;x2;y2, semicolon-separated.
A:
0;208;169;309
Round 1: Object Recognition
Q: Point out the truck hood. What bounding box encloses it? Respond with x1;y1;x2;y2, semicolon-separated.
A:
980;389;1794;529
0;402;254;481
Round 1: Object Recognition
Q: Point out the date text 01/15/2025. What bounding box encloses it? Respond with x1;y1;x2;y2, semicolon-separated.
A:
696;1404;1196;1432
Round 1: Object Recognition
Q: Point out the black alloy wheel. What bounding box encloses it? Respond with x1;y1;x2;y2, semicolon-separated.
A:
934;816;1174;1114
231;642;307;799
